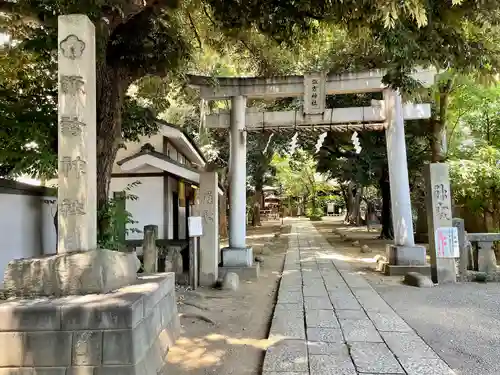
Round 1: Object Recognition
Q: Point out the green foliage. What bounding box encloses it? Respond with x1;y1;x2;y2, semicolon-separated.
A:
97;181;142;250
450;146;500;217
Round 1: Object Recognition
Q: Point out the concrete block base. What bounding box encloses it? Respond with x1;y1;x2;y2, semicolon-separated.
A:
218;263;260;280
0;273;180;375
3;249;140;296
221;247;253;267
386;244;427;266
384;264;431;276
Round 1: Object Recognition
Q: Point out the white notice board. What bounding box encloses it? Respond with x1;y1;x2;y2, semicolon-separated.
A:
435;227;459;258
188;216;203;237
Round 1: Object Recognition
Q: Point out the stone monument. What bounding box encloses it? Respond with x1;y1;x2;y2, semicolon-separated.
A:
198;172;219;286
425;163;457;283
0;15;180;375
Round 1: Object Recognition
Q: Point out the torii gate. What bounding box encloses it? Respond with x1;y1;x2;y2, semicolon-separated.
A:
189;68;435;277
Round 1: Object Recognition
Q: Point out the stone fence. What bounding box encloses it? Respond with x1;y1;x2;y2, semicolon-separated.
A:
0;179;57;286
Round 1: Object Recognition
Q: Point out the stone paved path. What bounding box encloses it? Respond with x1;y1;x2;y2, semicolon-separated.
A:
262;221;456;375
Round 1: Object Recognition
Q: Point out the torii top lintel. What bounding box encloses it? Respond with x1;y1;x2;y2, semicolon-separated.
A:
188;68;436;100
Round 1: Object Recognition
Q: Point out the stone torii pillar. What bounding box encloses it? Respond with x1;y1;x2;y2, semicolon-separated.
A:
383;89;427;274
220;95;255;272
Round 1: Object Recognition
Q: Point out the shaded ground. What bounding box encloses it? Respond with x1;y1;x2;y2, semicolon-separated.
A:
314;216;500;375
312;217;390;274
165;221;289;375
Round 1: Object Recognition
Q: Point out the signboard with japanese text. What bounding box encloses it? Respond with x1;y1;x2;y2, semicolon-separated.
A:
435;227;459;258
304;73;326;115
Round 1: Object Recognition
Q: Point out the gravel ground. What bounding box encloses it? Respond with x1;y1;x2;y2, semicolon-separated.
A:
368;280;500;375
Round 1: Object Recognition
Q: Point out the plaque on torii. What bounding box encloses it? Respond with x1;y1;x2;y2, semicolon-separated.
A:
303;72;326;115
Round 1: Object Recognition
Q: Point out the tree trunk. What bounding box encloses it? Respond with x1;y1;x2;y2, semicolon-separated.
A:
252;183;263;226
345;182;362;225
379;165;394;240
414;190;428;243
96;63;130;243
431;80;452;163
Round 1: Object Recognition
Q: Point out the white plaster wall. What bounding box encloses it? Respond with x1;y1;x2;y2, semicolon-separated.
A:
0;193;56;286
109;177;164;240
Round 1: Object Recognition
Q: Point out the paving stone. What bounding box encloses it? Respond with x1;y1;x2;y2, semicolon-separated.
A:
341;273;372;288
349;342;405;374
270;310;306;339
335;309;368;320
307;328;343;342
306;309;340;328
303;286;329;297
381;331;439;359
274;303;304;314
354;291;393;312
339;319;382;342
307;342;349;356
263;340;308;372
262;372;308;375
278;291;304;304
330;294;362;310
304;297;333;310
309;355;356;375
367;312;412;332
332;260;352;270
399;357;456;375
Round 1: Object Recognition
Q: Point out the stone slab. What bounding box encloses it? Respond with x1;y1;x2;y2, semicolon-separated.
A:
399;357;456;375
367;311;412;332
349;342;405;374
387;244;427;266
269;310;305;340
307;342;350;355
335;309;368;320
307;328;343;342
3;249;140;296
384;264;431;277
381;331;439;359
304;297;333;311
308;354;356;375
262;340;309;372
306;309;340;328
0;274;179;375
339;319;383;342
218;264;259;280
221;246;253;267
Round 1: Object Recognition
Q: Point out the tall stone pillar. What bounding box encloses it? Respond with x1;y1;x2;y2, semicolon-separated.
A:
221;96;254;269
57;15;97;252
383;89;427;273
199;172;219;285
229;95;247;249
425;163;457;283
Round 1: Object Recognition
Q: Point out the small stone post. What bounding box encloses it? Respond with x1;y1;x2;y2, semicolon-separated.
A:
425;163;457;283
57;15;97;252
143;225;158;273
452;218;467;281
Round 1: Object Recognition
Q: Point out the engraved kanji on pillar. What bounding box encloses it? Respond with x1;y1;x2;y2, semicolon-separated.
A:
58;15;97;252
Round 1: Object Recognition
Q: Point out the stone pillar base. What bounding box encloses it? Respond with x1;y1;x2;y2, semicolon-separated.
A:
386;244;427;265
219;264;260;280
0;273;180;375
3;249;140;297
221;247;253;267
